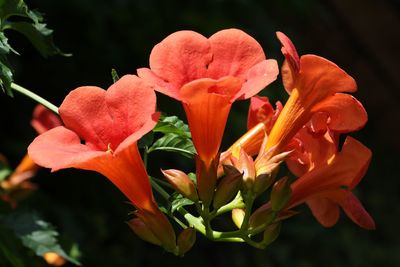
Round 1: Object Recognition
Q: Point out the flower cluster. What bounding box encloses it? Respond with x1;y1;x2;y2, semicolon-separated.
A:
27;29;374;255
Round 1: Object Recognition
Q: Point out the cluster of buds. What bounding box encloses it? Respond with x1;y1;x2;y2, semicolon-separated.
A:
27;29;374;255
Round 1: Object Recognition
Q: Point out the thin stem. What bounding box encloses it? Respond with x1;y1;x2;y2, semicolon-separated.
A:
11;83;59;114
149;177;170;201
214;193;245;217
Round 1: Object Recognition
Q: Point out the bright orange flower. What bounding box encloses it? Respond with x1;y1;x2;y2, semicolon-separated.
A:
287;132;375;230
263;32;367;154
28;75;176;251
139;29;279;203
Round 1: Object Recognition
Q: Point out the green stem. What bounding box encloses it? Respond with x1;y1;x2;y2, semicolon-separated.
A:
177;207;244;243
150;177;170;201
11;83;59;114
214;193;245;217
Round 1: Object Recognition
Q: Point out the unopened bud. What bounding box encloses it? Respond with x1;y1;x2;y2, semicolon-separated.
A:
232;208;245;228
261;223;281;247
253;172;275;196
177;228;196;256
213;166;242;209
255;149;291;177
249;205;276;232
127;218;162;246
162;169;198;202
270;177;292;212
231;148;255;190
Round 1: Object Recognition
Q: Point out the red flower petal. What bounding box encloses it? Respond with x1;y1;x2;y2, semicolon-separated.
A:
31;105;62;134
236;59;278;100
307;197;340;228
289;137;371;206
28;126;105;172
148;30;211;93
298;55;357;102
339;192;375;230
312;93;368;133
207;29;268;83
141;29;277;101
276;32;300;93
60;75;157;152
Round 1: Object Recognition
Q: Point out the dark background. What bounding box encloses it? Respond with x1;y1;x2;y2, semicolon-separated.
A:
1;0;399;266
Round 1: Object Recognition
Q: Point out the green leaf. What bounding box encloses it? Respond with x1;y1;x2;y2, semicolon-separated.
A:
0;0;70;95
148;133;196;158
0;54;13;95
0;212;81;266
170;194;194;213
153;115;191;138
6;21;70;58
138;131;154;149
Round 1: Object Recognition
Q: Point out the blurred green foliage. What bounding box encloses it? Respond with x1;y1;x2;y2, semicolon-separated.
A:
0;0;399;266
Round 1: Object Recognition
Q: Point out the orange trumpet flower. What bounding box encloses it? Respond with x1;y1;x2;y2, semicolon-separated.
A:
139;29;279;203
287;131;375;230
28;75;176;251
263;32;367;154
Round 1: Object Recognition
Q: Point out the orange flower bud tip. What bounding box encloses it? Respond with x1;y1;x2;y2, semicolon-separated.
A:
161;169;198;201
177;227;196;256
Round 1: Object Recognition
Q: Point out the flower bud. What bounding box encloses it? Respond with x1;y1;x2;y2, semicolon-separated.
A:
270;176;292;212
127;217;162;246
135;210;177;252
261;223;281;247
231;148;255;190
253;173;275;196
255;148;291;177
213;165;242;210
249;205;276;232
232;208;245;228
162;169;198;202
177;228;196;256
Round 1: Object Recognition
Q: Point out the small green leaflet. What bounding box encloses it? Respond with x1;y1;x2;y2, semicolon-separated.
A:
0;212;81;266
153;115;191;138
0;0;70;96
146;115;196;158
169;193;194;213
